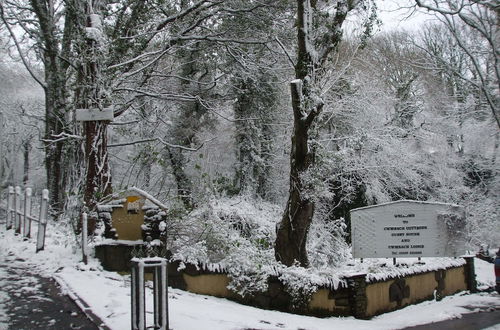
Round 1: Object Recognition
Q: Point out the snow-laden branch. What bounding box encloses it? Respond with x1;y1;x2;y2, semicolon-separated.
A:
0;4;46;89
113;87;198;102
154;0;214;33
275;36;295;68
109;120;140;126
41;132;84;144
106;49;165;71
108;137;215;152
171;35;268;45
108;138;158;148
415;0;464;15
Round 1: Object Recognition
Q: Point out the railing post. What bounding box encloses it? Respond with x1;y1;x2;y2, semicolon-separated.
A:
23;188;32;238
82;212;88;264
464;256;477;293
14;186;22;234
6;186;14;229
36;189;49;253
153;259;168;329
131;258;168;330
131;260;145;330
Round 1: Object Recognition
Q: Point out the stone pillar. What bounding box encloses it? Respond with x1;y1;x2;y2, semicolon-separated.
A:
348;273;368;319
464;256;477;293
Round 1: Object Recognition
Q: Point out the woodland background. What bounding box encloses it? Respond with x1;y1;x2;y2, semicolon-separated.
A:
0;1;498;271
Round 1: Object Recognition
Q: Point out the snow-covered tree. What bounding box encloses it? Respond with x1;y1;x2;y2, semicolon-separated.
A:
275;0;376;267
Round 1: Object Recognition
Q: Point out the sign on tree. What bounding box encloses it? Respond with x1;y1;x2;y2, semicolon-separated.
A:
75;107;114;122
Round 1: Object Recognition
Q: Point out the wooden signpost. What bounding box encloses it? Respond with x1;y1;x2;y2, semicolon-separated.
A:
75;107;114;122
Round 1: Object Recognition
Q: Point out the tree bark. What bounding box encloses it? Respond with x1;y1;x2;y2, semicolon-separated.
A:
23;140;30;186
78;1;112;213
274;0;354;267
275;80;316;267
30;0;71;214
83;121;111;208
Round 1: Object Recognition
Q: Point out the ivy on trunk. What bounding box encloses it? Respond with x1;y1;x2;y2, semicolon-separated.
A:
275;0;363;267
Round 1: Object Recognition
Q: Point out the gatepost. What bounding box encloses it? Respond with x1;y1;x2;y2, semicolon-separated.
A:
348;273;368;319
464;256;477;293
131;258;168;330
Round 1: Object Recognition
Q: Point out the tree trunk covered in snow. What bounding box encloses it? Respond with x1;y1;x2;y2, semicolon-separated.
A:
1;0;86;214
73;0;112;211
275;0;357;267
166;145;195;209
29;0;72;214
234;72;278;199
165;43;214;210
23;140;31;187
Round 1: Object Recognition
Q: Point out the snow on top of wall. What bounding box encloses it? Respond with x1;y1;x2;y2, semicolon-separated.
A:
342;257;467;283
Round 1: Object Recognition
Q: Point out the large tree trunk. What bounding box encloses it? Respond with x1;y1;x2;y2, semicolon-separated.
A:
234;79;259;196
83;121;111;208
274;0;354;267
25;0;85;215
22;140;30;186
44;89;68;215
234;73;278;200
78;1;112;213
275;80;315;267
165;147;194;209
35;0;71;215
165;44;210;210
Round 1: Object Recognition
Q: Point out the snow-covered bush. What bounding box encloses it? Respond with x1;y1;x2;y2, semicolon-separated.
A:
168;195;354;299
307;216;351;269
170;196;279;273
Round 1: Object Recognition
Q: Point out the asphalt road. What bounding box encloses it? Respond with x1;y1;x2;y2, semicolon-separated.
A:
402;308;500;330
0;254;98;330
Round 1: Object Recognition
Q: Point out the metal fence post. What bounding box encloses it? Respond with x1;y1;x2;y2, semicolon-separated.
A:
131;260;145;330
36;189;49;253
82;212;88;264
6;186;14;229
131;258;168;330
23;188;32;238
14;186;22;234
153;259;168;329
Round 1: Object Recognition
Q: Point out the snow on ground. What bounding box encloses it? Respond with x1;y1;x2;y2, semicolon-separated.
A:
54;266;500;330
0;266;9;329
476;256;497;291
0;225;499;330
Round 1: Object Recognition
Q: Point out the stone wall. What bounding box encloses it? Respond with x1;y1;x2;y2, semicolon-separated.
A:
94;244;474;318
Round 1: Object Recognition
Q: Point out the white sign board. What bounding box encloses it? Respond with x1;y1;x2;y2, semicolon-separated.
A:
76;107;114;121
350;200;466;258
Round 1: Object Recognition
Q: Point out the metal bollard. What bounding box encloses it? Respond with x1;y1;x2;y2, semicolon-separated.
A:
131;258;168;330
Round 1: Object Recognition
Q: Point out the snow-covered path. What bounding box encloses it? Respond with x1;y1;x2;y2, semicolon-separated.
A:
0;246;99;329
